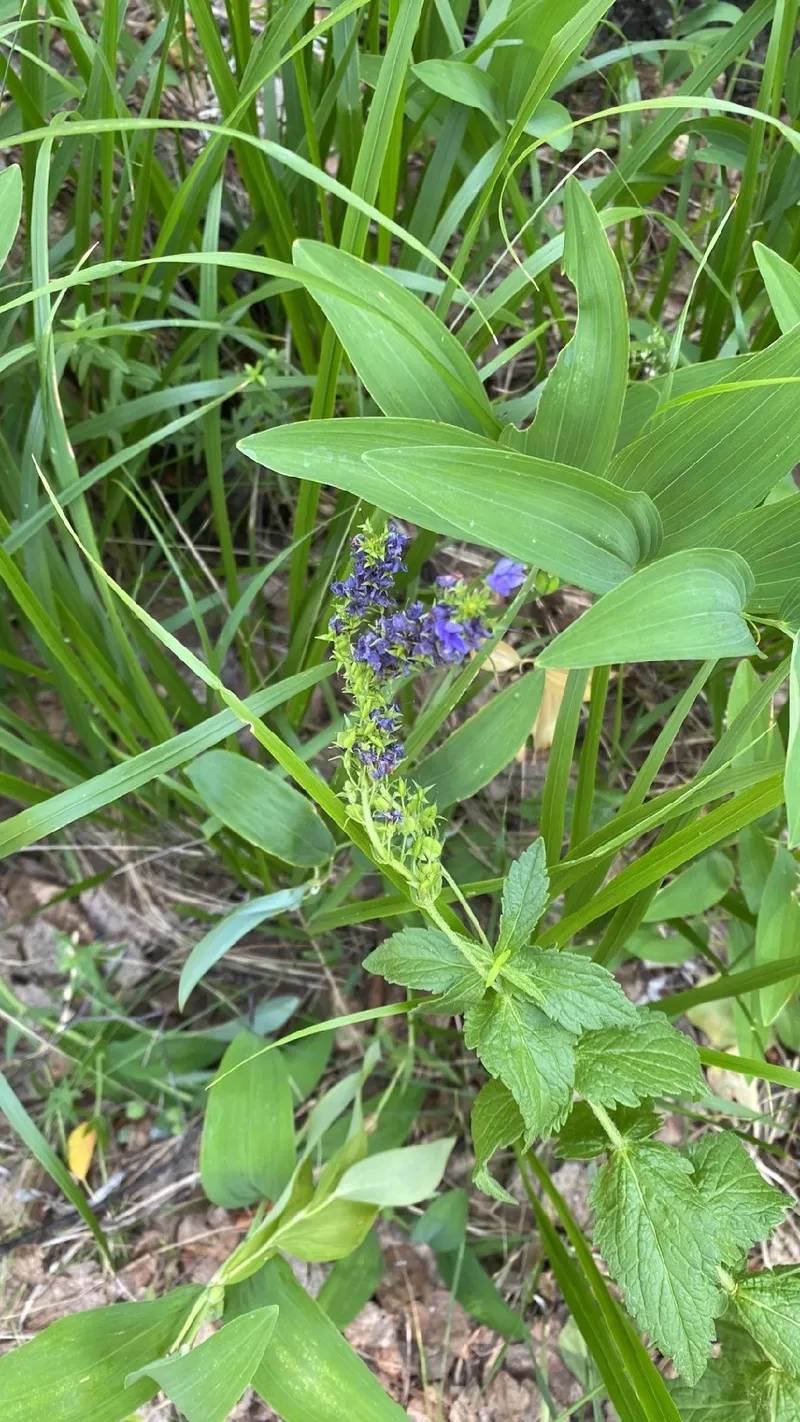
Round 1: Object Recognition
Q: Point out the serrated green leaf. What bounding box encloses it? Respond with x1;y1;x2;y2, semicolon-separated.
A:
538;549;757;670
556;1101;660;1159
668;1321;771;1420
125;1309;277;1422
470;1078;524;1204
731;1267;800;1378
591;1142;724;1383
362;927;488;1001
575;1012;705;1108
464;993;575;1139
690;1134;786;1264
497;840;549;953
504;946;637;1033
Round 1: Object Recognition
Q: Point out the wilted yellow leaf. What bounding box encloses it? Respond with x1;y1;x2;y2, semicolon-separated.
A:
529;667;593;756
67;1122;97;1184
483;639;521;674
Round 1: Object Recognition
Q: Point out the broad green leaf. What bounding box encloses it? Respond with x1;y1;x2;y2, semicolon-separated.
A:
0;1288;202;1422
591;1142;723;1384
412;58;502;119
525;175;627;476
464;992;575;1138
187;750;334;867
522;98;574;151
609;326;800;555
240;419;661;596
497;839;549;954
317;1229;385;1330
643;851;735;921
0;164;22;268
276;1196;378;1262
755;845;800;1025
201;1031;295;1208
730;1267;800;1378
690;1133;786;1263
668;1321;770;1420
538;549;757;669
226;1256;406;1420
335;1137;454;1206
362;927;487;1004
470;1078;524;1204
726;661;784;770
292;242;496;435
715;496;800;614
415;669;545;809
504;946;637;1033
754;242;800;333
125;1309;278;1422
411;1189;528;1340
739;825;774;913
435;1246;528;1341
411;1188;468;1253
557;1101;660;1159
787;636;800;848
575;1012;705;1107
179;886;309;1010
616;356;746;453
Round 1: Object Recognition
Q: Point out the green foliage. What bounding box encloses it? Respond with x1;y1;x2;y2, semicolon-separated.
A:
591;1142;724;1384
3;0;800;1416
575;1013;706;1107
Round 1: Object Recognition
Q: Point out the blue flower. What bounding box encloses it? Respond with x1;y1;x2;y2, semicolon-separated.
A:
356;740;405;779
487;558;526;597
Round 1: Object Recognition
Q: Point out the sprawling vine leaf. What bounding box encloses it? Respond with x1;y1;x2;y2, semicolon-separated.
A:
575;1011;705;1107
464;992;575;1139
591;1142;724;1384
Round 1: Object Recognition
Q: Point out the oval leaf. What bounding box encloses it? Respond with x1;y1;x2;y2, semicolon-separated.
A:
187;750;334;867
538;550;757;669
125;1309;278;1422
241;419;660;596
415;669;545;808
525;175;627;475
335;1137;455;1206
292;242;497;435
179;886;309;1010
0;164;22;268
202;1031;296;1208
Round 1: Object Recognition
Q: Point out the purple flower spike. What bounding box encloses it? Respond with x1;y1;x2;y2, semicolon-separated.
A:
487;558;526;598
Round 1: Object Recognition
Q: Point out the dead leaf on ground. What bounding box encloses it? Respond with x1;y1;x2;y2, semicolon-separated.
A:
66;1122;97;1184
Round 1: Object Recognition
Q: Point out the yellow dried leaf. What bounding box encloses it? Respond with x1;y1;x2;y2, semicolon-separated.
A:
483;639;521;674
67;1122;97;1184
530;667;593;755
